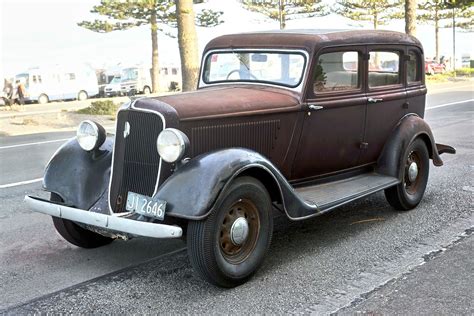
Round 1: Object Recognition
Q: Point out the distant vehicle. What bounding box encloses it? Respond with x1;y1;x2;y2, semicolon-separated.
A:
160;65;181;91
425;60;445;75
15;65;99;104
120;67;152;96
104;76;122;97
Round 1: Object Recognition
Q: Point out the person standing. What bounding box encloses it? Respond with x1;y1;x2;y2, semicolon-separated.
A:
16;80;26;106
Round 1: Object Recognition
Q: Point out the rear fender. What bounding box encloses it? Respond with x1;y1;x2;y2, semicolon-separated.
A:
43;138;113;210
376;114;443;179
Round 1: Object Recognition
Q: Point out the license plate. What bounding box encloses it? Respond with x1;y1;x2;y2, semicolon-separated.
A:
126;191;166;220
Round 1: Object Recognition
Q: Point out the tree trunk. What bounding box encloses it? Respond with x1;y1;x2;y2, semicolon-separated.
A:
405;0;417;36
279;0;286;30
373;11;378;29
151;10;160;92
176;0;199;91
435;4;440;62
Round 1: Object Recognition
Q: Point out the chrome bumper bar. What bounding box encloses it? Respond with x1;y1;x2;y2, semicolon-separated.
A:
24;196;182;238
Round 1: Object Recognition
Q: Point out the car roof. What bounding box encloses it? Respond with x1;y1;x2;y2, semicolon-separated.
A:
205;29;423;54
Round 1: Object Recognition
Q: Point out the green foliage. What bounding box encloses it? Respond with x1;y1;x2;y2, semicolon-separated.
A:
196;9;224;27
333;0;403;29
78;0;175;33
243;0;329;29
77;100;120;116
418;0;474;31
78;0;223;32
426;68;474;82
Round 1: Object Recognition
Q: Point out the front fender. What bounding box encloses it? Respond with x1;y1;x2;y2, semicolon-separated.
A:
376;114;443;179
43;138;113;210
155;148;316;220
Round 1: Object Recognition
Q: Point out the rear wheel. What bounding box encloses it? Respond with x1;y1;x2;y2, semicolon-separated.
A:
50;193;114;248
385;138;429;210
77;90;88;101
38;94;49;104
187;177;273;287
143;86;151;94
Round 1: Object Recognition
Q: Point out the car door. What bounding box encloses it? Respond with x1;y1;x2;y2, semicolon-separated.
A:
359;45;407;165
291;47;366;180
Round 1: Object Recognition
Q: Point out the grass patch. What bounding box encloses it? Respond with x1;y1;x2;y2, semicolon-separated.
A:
77;100;119;116
426;67;474;83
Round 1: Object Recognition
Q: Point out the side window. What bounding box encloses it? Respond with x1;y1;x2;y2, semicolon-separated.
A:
368;51;400;88
171;68;178;75
407;51;421;84
65;73;76;80
32;75;37;83
38;75;42;83
313;51;359;93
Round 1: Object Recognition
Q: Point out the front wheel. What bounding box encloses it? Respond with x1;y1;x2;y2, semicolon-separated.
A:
187;176;273;287
38;94;49;104
50;193;114;248
143;86;151;94
385;138;430;211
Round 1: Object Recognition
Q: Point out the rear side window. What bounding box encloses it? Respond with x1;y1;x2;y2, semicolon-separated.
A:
313;51;359;93
407;51;421;83
368;51;400;88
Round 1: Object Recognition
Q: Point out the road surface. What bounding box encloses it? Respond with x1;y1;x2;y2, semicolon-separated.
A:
0;82;472;313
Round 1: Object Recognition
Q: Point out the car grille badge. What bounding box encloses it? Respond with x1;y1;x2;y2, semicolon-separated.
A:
123;121;130;138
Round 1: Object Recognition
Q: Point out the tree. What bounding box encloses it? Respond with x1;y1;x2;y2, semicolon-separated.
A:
176;0;199;91
405;0;417;36
418;0;473;61
79;0;175;93
243;0;329;30
79;0;222;92
333;0;403;30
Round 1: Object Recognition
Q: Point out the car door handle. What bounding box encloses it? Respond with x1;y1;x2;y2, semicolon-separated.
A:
308;104;324;111
368;98;383;103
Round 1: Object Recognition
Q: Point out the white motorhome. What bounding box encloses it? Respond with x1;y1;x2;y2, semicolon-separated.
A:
16;65;99;104
120;66;152;96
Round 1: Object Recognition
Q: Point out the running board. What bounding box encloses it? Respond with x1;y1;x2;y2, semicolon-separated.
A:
295;173;400;213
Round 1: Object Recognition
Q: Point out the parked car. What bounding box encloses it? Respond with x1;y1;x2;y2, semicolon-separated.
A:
425;60;446;75
25;30;455;287
15;65;99;104
104;76;122;97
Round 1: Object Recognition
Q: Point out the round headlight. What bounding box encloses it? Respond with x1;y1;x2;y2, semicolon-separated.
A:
157;128;189;163
76;120;105;151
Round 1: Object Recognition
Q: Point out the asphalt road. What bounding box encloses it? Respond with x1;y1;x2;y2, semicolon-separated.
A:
0;82;472;313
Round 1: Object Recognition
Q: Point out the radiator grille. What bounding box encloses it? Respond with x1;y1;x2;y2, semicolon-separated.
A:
191;120;280;158
109;109;163;213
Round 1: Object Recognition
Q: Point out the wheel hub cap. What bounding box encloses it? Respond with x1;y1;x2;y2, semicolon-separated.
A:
408;162;418;182
230;217;249;246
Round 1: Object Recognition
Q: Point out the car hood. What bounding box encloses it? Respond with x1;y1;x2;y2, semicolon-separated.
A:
151;85;301;121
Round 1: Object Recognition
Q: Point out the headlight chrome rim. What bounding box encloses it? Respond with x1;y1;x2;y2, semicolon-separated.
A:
77;120;104;152
157;128;189;163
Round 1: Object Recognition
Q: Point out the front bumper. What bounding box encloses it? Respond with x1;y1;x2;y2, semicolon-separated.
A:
24;195;182;238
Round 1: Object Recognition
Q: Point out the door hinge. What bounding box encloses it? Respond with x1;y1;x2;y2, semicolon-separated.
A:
360;142;369;149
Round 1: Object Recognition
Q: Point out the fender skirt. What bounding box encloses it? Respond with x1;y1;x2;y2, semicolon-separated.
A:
43;138;113;210
376;114;455;179
155;148;318;221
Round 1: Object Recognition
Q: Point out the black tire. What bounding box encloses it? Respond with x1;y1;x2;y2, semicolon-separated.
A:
143;86;151;94
50;193;114;248
385;138;430;211
187;176;273;287
77;90;88;101
38;94;49;104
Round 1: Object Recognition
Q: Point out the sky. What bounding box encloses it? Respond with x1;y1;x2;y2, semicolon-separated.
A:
1;0;473;80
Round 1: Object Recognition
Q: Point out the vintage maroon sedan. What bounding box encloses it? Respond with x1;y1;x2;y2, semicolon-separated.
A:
25;30;455;287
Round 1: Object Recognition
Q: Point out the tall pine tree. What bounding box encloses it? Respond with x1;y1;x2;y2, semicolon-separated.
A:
78;0;222;92
333;0;403;30
243;0;329;30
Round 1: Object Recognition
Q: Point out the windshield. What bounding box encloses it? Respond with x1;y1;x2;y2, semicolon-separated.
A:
202;50;306;88
121;68;138;81
110;76;121;84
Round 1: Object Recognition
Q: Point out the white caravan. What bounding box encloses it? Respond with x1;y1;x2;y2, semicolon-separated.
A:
15;65;99;104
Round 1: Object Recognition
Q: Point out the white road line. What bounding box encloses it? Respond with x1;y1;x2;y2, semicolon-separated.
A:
0;178;43;189
426;98;474;111
0;138;70;150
